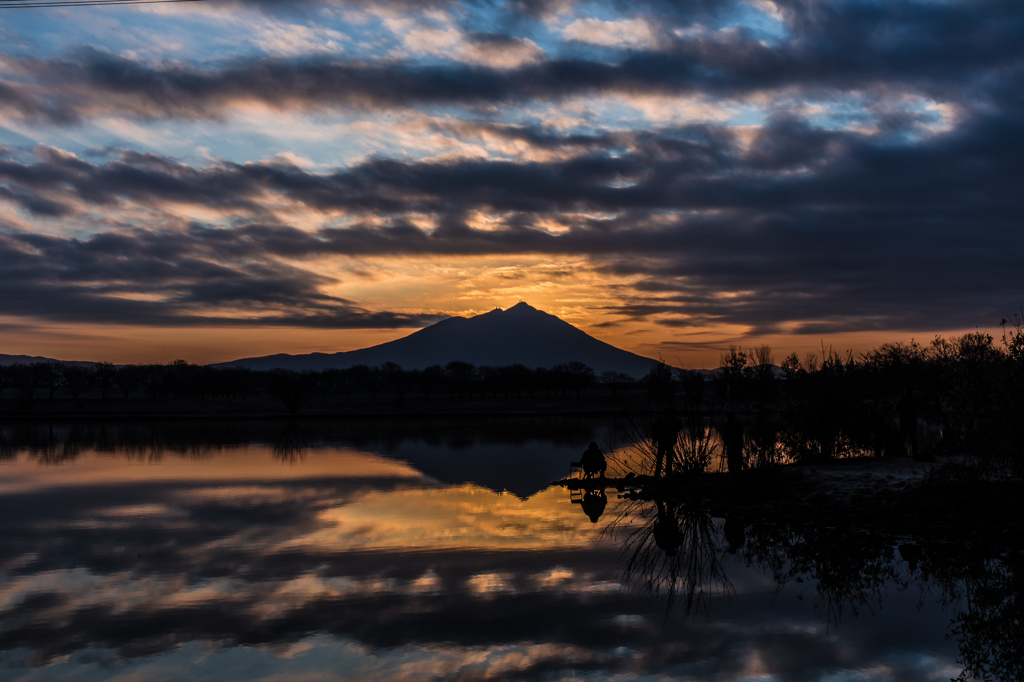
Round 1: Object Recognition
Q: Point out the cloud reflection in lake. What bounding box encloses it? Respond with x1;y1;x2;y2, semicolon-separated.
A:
0;419;988;681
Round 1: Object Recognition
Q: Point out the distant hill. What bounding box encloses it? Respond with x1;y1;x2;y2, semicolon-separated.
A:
217;302;658;377
0;354;92;367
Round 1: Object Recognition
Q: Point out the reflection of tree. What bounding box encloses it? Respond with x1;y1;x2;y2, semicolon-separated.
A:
918;552;1024;682
951;558;1024;682
608;494;1023;682
619;372;723;477
272;422;307;464
741;524;901;627
611;498;731;618
738;522;1022;677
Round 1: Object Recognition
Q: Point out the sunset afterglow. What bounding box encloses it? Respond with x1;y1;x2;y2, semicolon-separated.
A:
2;0;1020;365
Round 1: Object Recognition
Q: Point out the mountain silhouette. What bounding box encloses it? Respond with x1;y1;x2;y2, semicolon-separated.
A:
0;353;91;366
218;302;657;376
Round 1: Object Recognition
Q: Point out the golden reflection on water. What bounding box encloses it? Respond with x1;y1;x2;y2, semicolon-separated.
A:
0;445;625;553
293;484;621;552
0;442;631;679
0;446;424;495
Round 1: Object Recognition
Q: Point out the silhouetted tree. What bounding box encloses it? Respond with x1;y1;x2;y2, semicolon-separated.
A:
379;362;407;403
325;368;352;400
503;364;532;397
310;370;332;401
781;351;803;379
564;361;595;397
929;331;1004;462
94;361;115;400
643;362;675;408
747;344;777;407
113;365;143;399
1000;313;1024;475
34;362;61;401
265;369;316;414
533;366;552;397
478;365;500;398
217;367;256;400
445;361;475;399
600;371;634;398
419;364;445;400
346;364;376;401
0;364;14;398
549;364;572;397
779;344;858;463
13;364;36;410
141;365;165;401
719;345;749;403
59;364;94;400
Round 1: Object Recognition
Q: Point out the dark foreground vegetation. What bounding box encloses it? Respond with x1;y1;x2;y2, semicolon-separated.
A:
618;315;1024;478
0;359;624;417
558;314;1024;545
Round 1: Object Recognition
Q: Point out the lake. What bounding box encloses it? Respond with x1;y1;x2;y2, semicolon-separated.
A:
0;419;1013;681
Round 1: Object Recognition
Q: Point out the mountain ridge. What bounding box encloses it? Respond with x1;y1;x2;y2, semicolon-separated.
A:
0;354;93;367
216;302;658;377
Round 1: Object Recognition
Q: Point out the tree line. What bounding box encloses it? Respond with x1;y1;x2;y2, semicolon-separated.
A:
2;315;1021;474
0;359;629;412
639;315;1024;476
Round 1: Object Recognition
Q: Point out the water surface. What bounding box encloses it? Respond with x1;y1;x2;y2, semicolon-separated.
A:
0;420;1012;681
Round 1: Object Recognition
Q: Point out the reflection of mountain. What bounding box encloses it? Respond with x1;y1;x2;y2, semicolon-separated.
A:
389;440;581;499
0;418;609;498
217;302;657;377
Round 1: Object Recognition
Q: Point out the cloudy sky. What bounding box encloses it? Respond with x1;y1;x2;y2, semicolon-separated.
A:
1;0;1021;365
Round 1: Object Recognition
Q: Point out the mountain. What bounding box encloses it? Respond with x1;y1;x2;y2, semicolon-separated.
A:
0;354;92;367
217;302;658;377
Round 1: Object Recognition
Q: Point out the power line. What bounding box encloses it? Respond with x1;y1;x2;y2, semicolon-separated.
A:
0;0;203;8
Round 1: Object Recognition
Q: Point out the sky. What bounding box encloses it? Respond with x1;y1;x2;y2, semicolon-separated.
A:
0;0;1022;366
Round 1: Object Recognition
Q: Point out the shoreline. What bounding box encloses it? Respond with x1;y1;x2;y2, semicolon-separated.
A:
561;456;1024;555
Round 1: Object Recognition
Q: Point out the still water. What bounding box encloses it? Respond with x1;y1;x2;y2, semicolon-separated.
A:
0;420;1011;681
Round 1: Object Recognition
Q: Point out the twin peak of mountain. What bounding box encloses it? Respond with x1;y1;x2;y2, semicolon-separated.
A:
222;302;657;377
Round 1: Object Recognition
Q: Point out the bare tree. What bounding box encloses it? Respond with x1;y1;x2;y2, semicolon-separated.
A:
113;365;143;400
265;370;316;414
34;362;62;401
0;364;14;398
565;361;596;398
60;364;94;400
601;370;634;398
94;362;116;400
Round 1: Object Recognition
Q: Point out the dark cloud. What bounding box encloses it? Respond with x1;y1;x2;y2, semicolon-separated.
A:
2;1;1023;121
0;223;440;329
1;0;1022;335
160;0;736;24
3;96;1022;333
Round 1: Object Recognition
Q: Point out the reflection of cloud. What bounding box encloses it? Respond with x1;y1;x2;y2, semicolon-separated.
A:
0;446;424;495
0;442;967;680
291;485;611;552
